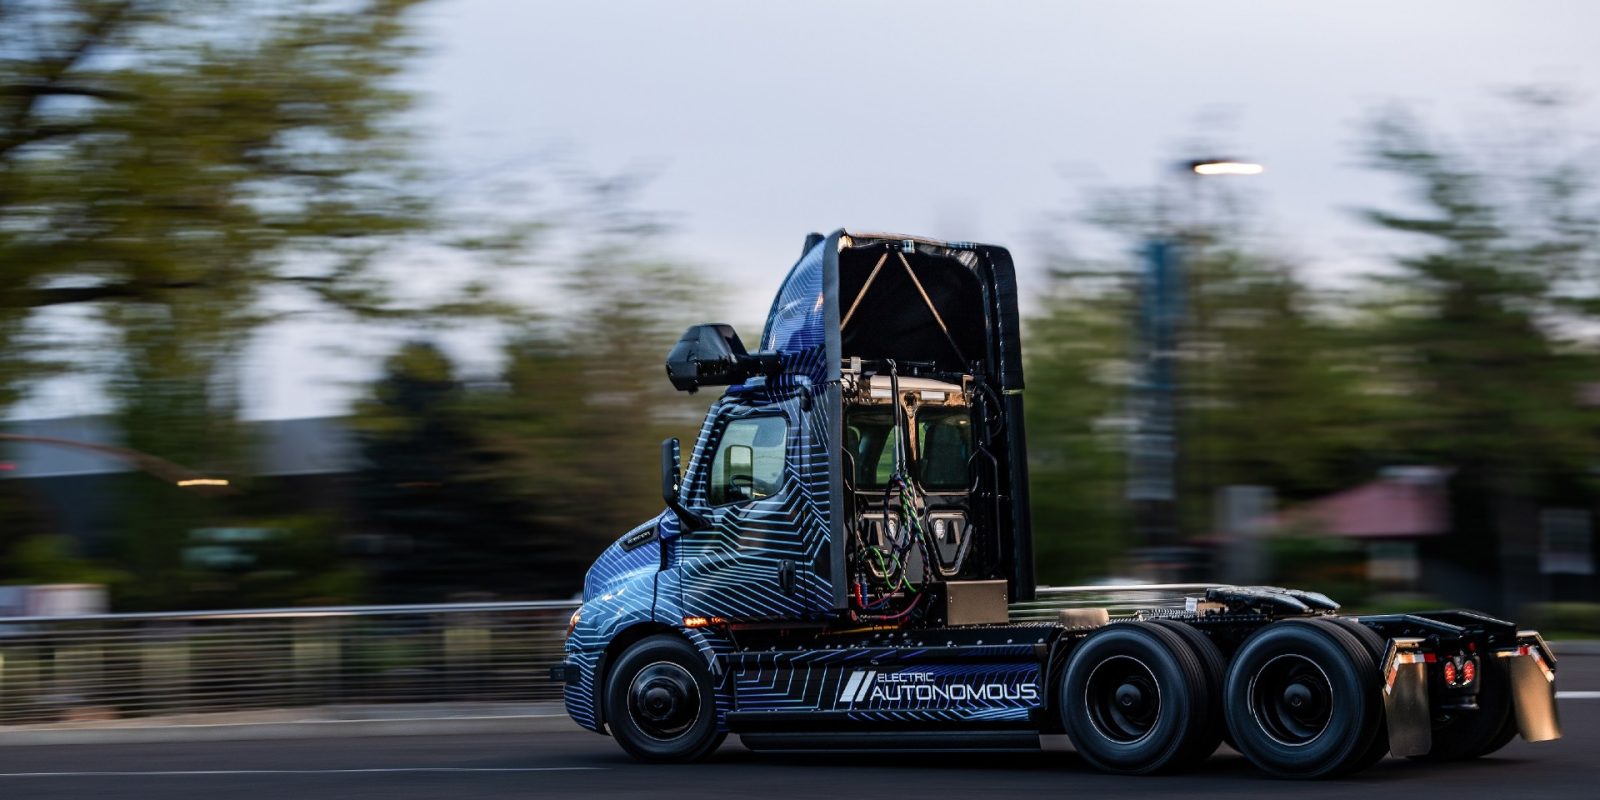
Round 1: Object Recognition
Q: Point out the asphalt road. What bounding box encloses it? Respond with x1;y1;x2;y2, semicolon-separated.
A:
2;657;1596;800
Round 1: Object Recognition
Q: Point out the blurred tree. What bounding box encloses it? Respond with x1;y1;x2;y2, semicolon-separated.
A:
453;182;716;597
0;0;437;396
1023;263;1136;584
2;533;123;586
1359;94;1600;610
1179;245;1389;514
349;181;719;601
350;342;539;601
1026;185;1386;583
0;0;523;607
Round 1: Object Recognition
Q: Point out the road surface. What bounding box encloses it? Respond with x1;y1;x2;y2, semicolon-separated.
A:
1;656;1595;799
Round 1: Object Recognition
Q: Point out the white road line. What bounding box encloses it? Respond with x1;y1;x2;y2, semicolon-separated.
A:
0;767;605;778
1558;690;1600;699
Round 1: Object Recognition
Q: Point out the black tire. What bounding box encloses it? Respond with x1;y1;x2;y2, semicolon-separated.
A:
1224;619;1384;779
1060;621;1216;774
604;634;726;763
1408;652;1517;761
1313;617;1391;773
1146;618;1227;764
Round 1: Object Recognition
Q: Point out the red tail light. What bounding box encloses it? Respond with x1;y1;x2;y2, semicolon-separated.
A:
1443;661;1457;685
1462;659;1476;684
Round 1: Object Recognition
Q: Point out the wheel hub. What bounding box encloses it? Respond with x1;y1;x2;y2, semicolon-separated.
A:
627;662;700;740
1116;683;1145;709
1085;656;1162;744
1250;654;1334;746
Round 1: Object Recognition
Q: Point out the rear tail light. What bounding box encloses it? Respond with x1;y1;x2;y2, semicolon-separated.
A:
1462;658;1476;685
1442;661;1457;685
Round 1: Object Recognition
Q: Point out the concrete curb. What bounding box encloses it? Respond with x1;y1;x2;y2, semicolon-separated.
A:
0;709;583;746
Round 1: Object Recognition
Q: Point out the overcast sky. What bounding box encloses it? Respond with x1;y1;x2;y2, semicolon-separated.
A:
412;0;1600;274
56;0;1600;420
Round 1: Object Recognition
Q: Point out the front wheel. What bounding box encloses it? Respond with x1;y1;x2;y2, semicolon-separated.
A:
604;634;726;762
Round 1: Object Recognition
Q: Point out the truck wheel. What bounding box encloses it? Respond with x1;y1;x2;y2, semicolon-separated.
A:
1312;617;1391;772
1224;619;1383;779
604;634;726;763
1409;653;1516;761
1146;618;1227;763
1060;621;1214;774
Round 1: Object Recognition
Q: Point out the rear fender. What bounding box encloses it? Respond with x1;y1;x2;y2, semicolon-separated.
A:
1380;637;1432;757
1500;631;1560;743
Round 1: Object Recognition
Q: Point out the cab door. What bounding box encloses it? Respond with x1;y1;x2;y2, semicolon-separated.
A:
672;395;831;620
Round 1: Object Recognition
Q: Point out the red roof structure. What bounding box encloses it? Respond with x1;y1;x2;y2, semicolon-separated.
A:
1274;467;1450;539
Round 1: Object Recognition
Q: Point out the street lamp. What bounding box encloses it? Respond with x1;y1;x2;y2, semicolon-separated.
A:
1128;157;1264;580
1187;159;1265;176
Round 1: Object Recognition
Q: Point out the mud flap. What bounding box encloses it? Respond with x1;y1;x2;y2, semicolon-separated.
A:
1504;632;1561;743
1380;637;1432;757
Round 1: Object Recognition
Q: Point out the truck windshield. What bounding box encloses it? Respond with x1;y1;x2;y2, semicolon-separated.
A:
916;408;972;492
846;409;971;493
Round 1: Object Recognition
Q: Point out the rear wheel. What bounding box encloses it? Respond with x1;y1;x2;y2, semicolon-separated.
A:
1146;617;1227;763
1224;619;1383;779
604;634;726;762
1060;621;1215;774
1409;653;1517;761
1313;617;1391;772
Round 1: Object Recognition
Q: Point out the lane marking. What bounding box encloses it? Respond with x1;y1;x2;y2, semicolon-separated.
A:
0;767;606;778
1557;690;1600;699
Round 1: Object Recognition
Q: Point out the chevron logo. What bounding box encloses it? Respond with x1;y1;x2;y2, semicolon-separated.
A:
837;670;877;704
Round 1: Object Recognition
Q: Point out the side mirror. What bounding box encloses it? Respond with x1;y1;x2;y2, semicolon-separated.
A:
664;323;779;394
726;444;754;501
660;437;708;532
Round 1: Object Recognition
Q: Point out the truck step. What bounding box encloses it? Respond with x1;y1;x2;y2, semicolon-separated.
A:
738;730;1041;752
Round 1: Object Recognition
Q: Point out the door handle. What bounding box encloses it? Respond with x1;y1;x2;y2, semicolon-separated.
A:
777;559;797;594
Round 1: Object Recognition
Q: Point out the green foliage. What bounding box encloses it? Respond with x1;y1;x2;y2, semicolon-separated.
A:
181;516;365;609
1023;269;1134;584
350;340;547;601
1359;101;1600;484
349;190;719;601
1523;602;1600;638
3;534;122;586
1263;531;1367;608
1023;92;1600;611
1356;97;1600;602
1175;246;1392;543
0;0;430;306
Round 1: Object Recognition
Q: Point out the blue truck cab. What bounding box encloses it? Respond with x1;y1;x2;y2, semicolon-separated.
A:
552;230;1561;778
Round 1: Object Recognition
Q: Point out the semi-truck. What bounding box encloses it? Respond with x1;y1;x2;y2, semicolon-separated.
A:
549;230;1561;778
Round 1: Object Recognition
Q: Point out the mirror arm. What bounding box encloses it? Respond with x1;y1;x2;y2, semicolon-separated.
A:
668;495;710;532
661;438;710;532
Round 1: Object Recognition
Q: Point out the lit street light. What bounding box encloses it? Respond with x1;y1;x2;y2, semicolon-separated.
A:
1188;159;1266;176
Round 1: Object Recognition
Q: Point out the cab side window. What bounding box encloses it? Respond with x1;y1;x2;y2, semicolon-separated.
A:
708;416;788;506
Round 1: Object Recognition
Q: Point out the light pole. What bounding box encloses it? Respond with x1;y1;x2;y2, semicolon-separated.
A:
1127;158;1263;580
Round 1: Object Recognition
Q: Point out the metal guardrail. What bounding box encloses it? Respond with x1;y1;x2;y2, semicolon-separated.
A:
0;601;580;726
0;585;1222;726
